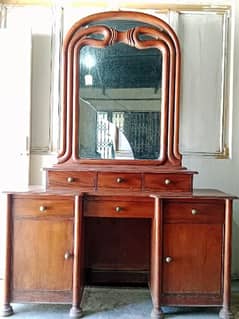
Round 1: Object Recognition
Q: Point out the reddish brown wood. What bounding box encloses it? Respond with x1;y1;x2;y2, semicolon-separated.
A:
163;223;223;294
85;218;151;271
13;219;74;291
70;195;84;318
47;170;96;189
84;198;154;218
13;197;74;218
57;10;182;167
150;197;164;319
2;10;237;319
0;194;14;317
97;172;142;190
143;173;192;192
163;200;225;224
219;199;234;319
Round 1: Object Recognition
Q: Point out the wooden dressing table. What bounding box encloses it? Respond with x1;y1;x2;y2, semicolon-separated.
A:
1;11;236;319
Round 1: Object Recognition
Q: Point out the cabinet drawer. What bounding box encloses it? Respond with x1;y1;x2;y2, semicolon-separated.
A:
47;171;96;189
13;197;74;218
164;200;225;223
85;199;154;218
97;173;142;190
144;173;192;192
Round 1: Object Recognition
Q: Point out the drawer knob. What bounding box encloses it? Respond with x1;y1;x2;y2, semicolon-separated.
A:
64;251;73;260
39;205;47;212
67;177;74;183
115;206;122;212
191;209;198;215
164;179;171;185
165;256;173;263
116;177;124;183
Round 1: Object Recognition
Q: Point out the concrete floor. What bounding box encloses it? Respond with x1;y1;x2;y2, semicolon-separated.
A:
6;282;239;318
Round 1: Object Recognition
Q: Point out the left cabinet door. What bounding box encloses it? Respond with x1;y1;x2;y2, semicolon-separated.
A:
11;195;75;303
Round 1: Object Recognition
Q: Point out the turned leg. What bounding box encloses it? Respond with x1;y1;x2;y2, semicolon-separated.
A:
0;304;14;317
69;196;84;318
151;307;164;319
69;306;83;318
219;199;234;319
1;195;14;317
150;196;164;319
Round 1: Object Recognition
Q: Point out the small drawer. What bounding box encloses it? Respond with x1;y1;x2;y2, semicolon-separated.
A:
47;171;96;189
85;199;154;218
13;197;74;218
143;173;192;192
97;173;142;190
164;200;225;224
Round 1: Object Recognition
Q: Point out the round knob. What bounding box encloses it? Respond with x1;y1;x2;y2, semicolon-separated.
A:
165;256;173;263
39;205;47;212
67;177;74;183
164;179;171;185
115;206;122;212
191;209;198;215
116;177;123;183
64;251;73;260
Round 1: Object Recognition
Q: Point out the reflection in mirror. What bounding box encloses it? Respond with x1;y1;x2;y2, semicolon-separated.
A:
79;41;162;160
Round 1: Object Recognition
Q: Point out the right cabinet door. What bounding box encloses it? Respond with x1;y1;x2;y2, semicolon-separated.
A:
162;200;224;299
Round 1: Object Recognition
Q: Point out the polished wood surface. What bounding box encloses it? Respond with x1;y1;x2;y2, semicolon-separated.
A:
143;173;192;192
163;223;223;294
13;219;73;291
47;171;96;189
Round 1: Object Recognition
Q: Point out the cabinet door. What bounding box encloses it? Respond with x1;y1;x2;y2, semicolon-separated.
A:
13;219;73;292
163;223;223;294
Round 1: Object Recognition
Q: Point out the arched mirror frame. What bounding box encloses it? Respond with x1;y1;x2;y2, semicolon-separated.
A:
57;11;182;167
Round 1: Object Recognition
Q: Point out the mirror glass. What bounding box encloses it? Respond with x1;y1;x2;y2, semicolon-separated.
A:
78;21;163;160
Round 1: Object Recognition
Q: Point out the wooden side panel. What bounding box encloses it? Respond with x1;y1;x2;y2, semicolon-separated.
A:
163;223;223;294
13;219;73;291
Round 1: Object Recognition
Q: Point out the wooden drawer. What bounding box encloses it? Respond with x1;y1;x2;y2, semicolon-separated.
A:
143;173;192;192
85;198;154;218
47;170;96;189
97;172;142;190
13;197;74;218
163;200;225;224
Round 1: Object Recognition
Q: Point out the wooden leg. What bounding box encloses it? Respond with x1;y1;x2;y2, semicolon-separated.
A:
219;199;234;319
1;195;14;317
69;196;84;318
219;308;234;319
151;307;164;319
0;304;14;317
150;197;164;319
69;306;83;318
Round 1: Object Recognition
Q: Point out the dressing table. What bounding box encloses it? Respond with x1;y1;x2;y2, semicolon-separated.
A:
1;11;236;319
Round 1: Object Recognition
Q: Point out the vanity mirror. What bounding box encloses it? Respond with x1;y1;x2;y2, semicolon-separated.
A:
58;11;182;166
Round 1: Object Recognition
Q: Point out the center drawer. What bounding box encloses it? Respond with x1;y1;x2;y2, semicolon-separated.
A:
85;198;154;218
97;172;142;190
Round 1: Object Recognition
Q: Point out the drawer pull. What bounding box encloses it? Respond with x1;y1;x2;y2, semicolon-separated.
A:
115;206;122;212
116;177;124;183
67;177;74;183
39;205;47;212
165;256;173;263
191;209;198;215
164;179;171;185
64;251;73;260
